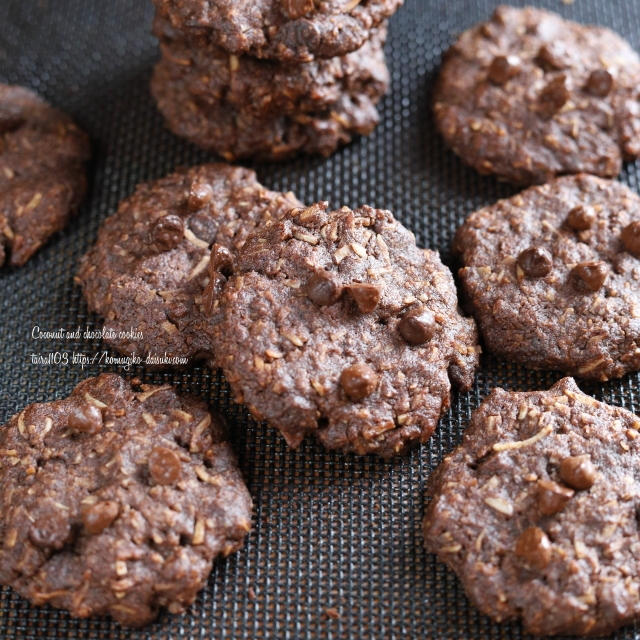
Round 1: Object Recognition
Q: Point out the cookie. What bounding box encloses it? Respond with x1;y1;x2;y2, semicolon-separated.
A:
153;15;389;120
434;6;640;184
0;84;89;266
150;38;388;160
76;164;301;364
454;174;640;381
152;0;403;62
212;202;480;457
423;377;640;636
0;374;252;626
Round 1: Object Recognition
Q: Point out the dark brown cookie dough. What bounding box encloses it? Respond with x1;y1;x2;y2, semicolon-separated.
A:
0;84;89;266
423;377;640;636
76;164;302;364
152;0;403;62
153;15;389;120
150;32;388;161
434;6;640;184
0;374;252;626
454;174;640;381
212;202;480;457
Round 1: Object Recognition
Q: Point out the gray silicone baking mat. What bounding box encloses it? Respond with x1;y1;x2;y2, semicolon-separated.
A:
1;0;639;638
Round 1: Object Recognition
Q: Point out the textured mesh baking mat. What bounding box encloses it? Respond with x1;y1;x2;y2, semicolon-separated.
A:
1;0;639;638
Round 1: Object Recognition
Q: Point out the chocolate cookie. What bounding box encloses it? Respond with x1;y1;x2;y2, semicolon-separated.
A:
152;0;403;62
153;15;389;120
212;202;480;456
423;377;640;636
76;164;301;364
150;37;388;161
454;174;640;381
434;6;640;184
0;374;252;626
0;84;89;266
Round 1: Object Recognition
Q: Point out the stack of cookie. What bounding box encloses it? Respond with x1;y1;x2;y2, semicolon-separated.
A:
150;0;403;161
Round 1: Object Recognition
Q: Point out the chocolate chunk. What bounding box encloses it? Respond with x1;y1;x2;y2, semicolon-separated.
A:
517;246;552;277
148;446;182;485
187;180;214;211
566;205;595;231
585;69;613;97
340;363;378;401
559;454;596;490
536;43;567;70
570;261;607;292
306;271;342;306
536;479;574;515
515;527;552;570
487;55;521;85
210;243;234;276
346;282;381;313
621;220;640;257
83;500;120;535
280;0;315;20
398;307;436;345
68;404;103;434
538;75;569;118
150;214;184;252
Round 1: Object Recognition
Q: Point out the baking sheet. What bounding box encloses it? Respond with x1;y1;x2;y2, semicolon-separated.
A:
1;0;639;638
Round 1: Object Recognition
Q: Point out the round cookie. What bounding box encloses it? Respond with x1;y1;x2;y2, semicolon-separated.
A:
153;15;389;120
152;0;403;62
212;202;480;457
0;84;89;266
150;43;387;161
423;377;640;636
454;174;640;381
0;374;252;626
76;164;302;364
434;6;640;184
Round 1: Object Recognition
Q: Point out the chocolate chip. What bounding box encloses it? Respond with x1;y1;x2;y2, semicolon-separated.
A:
150;214;184;251
515;526;552;570
148;446;182;485
559;454;596;490
398;307;436;345
570;261;608;292
29;509;71;550
621;220;640;258
280;0;315;19
566;205;596;231
346;283;381;313
83;500;120;535
68;404;103;435
210;243;234;277
585;69;613;97
187;180;214;211
536;479;574;516
306;271;342;306
487;55;521;85
535;43;567;71
340;363;378;401
517;247;553;277
538;75;569;118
